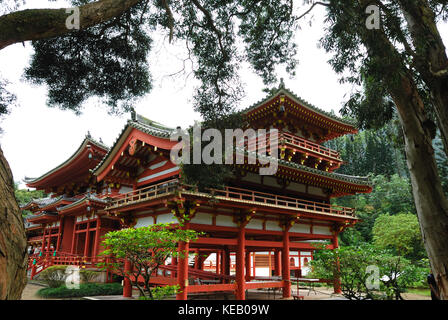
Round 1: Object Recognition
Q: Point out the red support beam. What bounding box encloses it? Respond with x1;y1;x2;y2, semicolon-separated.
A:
332;232;342;294
223;247;230;284
215;251;220;274
94;216;102;257
274;249;281;276
282;228;291;299
123;259;133;298
176;225;190;300
235;226;246;300
84;221;90;258
245;249;251;281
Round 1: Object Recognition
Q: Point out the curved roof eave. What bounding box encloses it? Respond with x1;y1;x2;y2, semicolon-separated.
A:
25;136;109;187
243;84;357;130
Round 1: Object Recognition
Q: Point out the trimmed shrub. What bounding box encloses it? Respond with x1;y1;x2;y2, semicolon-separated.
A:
37;283;123;299
39;266;68;288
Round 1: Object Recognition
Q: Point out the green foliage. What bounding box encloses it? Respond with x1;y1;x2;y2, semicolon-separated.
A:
311;244;381;300
372;213;426;261
335;174;416;243
38;265;68;288
99;223;200;300
79;270;101;283
37;283;123;299
22;0;298;120
180;112;245;191
310;245;429;300
138;285;179;300
324;120;407;178
14;182;46;212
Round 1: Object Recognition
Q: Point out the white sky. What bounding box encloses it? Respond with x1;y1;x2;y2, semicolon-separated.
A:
1;1;447;188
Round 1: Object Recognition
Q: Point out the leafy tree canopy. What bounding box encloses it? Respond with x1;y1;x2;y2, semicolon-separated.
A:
1;0;299;120
99;223;200;299
372;213;426;261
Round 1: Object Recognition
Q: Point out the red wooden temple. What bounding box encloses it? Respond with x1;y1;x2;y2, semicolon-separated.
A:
23;84;372;300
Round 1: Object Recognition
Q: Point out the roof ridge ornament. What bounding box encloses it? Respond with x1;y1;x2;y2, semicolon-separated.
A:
130;107;136;121
86;131;91;138
279;77;285;89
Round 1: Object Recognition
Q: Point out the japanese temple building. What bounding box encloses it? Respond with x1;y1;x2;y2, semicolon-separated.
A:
23;84;372;300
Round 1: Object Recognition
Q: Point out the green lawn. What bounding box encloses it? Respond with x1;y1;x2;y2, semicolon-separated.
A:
406;288;431;297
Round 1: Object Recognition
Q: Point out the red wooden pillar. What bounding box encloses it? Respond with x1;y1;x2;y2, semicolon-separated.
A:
41;227;46;252
84;221;90;258
176;222;190;300
252;252;256;277
71;222;77;254
194;249;199;269
198;254;205;270
171;256;177;278
245;249;251;281
274;249;281;276
236;226;246;300
215;251;220;274
223;246;230;283
94;216;102;258
282;228;291;298
333;233;342;294
56;221;62;252
123;259;133;298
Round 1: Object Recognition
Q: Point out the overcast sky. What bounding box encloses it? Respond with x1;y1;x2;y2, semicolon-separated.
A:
1;1;447;189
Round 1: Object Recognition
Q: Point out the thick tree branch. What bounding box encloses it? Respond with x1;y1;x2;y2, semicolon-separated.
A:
0;0;144;50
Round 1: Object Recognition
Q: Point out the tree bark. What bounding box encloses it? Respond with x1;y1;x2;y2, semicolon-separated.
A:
0;0;144;50
399;0;448;157
358;16;448;298
0;146;27;300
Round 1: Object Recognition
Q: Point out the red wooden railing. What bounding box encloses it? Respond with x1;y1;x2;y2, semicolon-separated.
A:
106;180;355;217
105;179;180;208
246;131;340;160
27;235;43;242
208;185;355;217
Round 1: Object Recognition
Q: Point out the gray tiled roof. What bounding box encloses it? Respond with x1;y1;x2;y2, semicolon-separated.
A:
243;81;356;127
24;135;109;185
239;148;372;187
57;194;109;212
92;114;175;174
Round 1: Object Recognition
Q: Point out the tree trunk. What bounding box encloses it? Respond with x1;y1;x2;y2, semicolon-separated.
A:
0;146;27;299
391;77;448;300
0;0;143;50
399;0;448;157
357;3;448;297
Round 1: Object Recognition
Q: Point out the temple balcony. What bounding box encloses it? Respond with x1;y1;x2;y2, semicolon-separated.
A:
246;131;343;172
104;179;356;220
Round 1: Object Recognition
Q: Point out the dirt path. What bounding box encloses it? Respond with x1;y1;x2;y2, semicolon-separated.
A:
20;283;59;300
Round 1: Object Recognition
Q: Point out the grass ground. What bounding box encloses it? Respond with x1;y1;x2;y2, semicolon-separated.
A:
406;288;431;297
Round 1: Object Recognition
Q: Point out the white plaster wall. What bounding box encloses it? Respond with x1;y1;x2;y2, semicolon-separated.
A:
286;182;306;193
241;172;261;184
308;186;325;197
190;212;212;225
119;186;133;194
290;223;310;234
157;213;178;224
313;225;332;235
263;176;278;188
134;216;155;228
215;215;237;227
246;218;263;230
265;220;282;232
